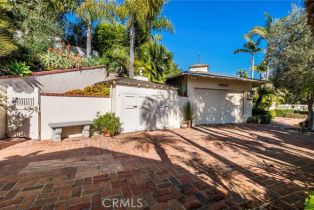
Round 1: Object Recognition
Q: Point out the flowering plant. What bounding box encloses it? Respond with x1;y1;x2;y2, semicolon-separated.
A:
40;46;100;70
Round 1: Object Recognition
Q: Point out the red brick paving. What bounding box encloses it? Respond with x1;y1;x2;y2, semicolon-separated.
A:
0;124;313;209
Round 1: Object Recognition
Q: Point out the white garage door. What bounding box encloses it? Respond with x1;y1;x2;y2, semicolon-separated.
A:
121;94;176;132
194;88;244;125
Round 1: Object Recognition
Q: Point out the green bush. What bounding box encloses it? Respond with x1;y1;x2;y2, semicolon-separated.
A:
294;110;308;115
7;60;32;77
66;83;110;96
183;101;194;121
93;113;122;136
305;191;314;210
247;116;260;124
247;113;273;124
39;47;101;71
268;110;277;118
274;109;307;118
274;109;294;117
284;112;307;119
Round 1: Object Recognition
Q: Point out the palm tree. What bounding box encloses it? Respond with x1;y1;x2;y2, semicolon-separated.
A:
76;0;115;58
255;61;268;80
0;0;17;57
236;69;249;78
248;13;273;40
248;13;273;79
118;0;173;78
234;36;262;79
145;40;173;82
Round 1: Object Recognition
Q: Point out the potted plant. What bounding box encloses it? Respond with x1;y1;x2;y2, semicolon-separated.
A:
93;113;122;137
183;101;194;128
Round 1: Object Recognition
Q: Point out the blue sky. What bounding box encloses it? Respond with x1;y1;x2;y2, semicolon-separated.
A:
160;0;302;77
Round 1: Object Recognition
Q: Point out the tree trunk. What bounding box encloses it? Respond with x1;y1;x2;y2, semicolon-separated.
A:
266;66;270;80
86;23;92;58
251;54;255;79
129;24;135;78
307;94;314;131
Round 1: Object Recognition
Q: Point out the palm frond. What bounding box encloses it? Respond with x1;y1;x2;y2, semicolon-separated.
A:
256;37;262;46
152;16;174;33
0;33;18;57
255;47;263;53
233;49;251;54
248;26;267;38
264;12;273;30
243;34;254;43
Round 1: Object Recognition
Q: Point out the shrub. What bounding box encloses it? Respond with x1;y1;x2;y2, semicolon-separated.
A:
294;110;308;115
305;191;314;210
66;83;110;96
247;116;260;124
247;113;273;124
274;109;307;118
274;109;294;117
7;60;32;77
39;46;101;71
183;101;194;121
268;110;277;118
93;113;122;136
283;112;307;119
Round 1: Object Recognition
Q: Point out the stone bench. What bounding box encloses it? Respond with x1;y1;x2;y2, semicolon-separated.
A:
48;121;93;141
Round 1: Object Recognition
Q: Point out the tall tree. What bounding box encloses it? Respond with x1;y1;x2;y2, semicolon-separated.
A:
11;0;66;57
76;0;115;58
306;0;314;35
118;0;173;78
95;22;128;72
236;69;249;78
255;61;268;80
234;36;263;79
248;13;273;40
267;6;314;130
139;40;178;83
0;0;17;57
248;13;273;79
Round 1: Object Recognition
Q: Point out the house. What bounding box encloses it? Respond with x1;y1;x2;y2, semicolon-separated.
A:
0;64;264;140
166;64;264;125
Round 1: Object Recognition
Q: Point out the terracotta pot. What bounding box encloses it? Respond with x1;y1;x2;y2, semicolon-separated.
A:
103;129;112;137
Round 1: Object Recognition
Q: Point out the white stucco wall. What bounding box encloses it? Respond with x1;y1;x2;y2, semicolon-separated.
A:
0;67;107;93
187;76;253;123
40;95;111;140
113;85;181;133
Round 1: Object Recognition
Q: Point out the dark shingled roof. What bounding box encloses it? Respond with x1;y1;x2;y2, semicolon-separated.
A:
99;77;177;90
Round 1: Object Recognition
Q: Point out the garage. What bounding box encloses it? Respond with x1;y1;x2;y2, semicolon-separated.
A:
193;88;244;124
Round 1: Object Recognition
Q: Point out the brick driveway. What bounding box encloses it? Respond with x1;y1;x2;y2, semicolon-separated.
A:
0;124;313;210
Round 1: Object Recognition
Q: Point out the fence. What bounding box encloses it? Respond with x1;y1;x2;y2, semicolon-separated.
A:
6;87;40;139
277;104;308;111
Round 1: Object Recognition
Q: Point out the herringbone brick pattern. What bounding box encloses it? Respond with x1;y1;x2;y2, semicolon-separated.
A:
0;124;313;209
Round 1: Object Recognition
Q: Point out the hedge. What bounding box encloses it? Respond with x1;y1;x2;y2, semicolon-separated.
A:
247;113;273;124
274;109;307;118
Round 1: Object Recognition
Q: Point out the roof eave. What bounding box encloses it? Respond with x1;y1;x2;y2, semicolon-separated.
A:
167;72;267;86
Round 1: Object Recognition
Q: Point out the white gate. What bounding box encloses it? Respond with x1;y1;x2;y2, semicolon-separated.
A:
7;87;40;139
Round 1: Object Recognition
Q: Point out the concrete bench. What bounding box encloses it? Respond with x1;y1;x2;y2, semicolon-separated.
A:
48;121;93;141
